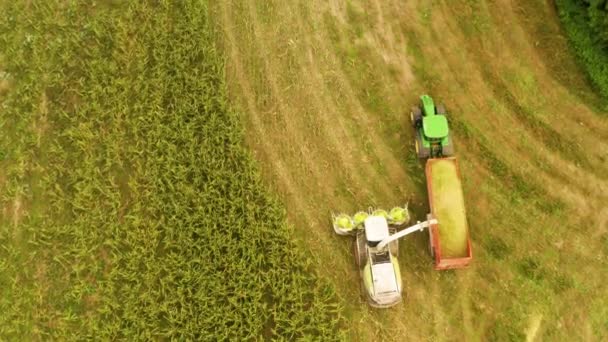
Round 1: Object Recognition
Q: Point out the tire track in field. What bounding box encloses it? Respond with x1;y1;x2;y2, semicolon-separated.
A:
302;1;417;194
243;0;405;326
247;0;401;203
218;2;312;226
285;3;429;334
483;0;608;173
234;0;425;339
432;1;608;217
475;2;608;206
301;1;473;338
220;0;608;339
295;45;399;201
299;6;445;332
368;0;416;94
243;0;334;199
219;1;363;299
240;0;367;279
240;0;397;206
301;2;447;334
280;2;398;202
390;2;606;338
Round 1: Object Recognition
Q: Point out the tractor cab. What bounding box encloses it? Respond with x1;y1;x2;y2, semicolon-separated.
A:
411;94;454;158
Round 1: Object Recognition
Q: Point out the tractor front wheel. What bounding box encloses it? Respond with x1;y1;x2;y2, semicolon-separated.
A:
411;106;422;127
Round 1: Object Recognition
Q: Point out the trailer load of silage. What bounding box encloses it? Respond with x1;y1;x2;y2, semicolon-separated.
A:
430;159;469;258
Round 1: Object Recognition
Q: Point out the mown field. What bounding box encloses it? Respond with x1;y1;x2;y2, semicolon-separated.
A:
215;0;608;340
0;1;343;340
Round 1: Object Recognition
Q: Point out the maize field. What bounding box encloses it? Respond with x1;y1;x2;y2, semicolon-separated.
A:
0;1;344;340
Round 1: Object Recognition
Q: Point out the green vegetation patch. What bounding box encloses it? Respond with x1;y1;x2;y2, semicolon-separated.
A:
429;159;469;258
0;1;344;340
556;0;608;103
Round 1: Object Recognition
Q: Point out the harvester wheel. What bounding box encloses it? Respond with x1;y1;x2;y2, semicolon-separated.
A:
411;106;422;127
355;232;368;268
390;241;399;256
389;227;399;255
436;104;446;115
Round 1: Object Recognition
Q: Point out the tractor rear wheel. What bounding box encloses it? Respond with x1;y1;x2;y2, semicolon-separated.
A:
442;144;454;157
416;133;430;159
411;106;422;127
441;134;455;156
436;104;446;115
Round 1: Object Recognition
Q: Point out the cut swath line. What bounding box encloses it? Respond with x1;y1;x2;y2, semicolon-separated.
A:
304;2;415;195
218;2;311;225
525;313;543;342
243;0;336;202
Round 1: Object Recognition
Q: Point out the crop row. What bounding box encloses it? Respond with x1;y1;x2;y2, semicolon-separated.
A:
0;1;344;340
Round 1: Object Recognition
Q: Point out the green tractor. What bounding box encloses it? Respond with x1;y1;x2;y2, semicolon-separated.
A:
410;95;454;158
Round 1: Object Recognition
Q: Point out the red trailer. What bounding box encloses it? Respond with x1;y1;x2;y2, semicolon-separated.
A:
425;157;472;270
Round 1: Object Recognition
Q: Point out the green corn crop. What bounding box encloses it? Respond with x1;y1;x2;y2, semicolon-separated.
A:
388;206;410;225
0;1;345;340
353;211;369;227
372;209;388;219
335;214;354;230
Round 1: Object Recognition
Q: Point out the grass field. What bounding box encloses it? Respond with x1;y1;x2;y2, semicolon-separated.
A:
214;0;608;340
1;0;608;340
0;2;343;340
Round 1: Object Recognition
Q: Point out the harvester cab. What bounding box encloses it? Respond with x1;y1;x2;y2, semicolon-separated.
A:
411;94;454;158
354;215;437;308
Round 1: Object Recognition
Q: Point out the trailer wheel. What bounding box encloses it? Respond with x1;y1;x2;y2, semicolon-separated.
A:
428;227;435;259
356;232;368;268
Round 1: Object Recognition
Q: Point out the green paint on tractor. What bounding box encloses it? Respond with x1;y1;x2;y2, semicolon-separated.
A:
420;94;436;117
411;94;454;158
423;115;449;139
